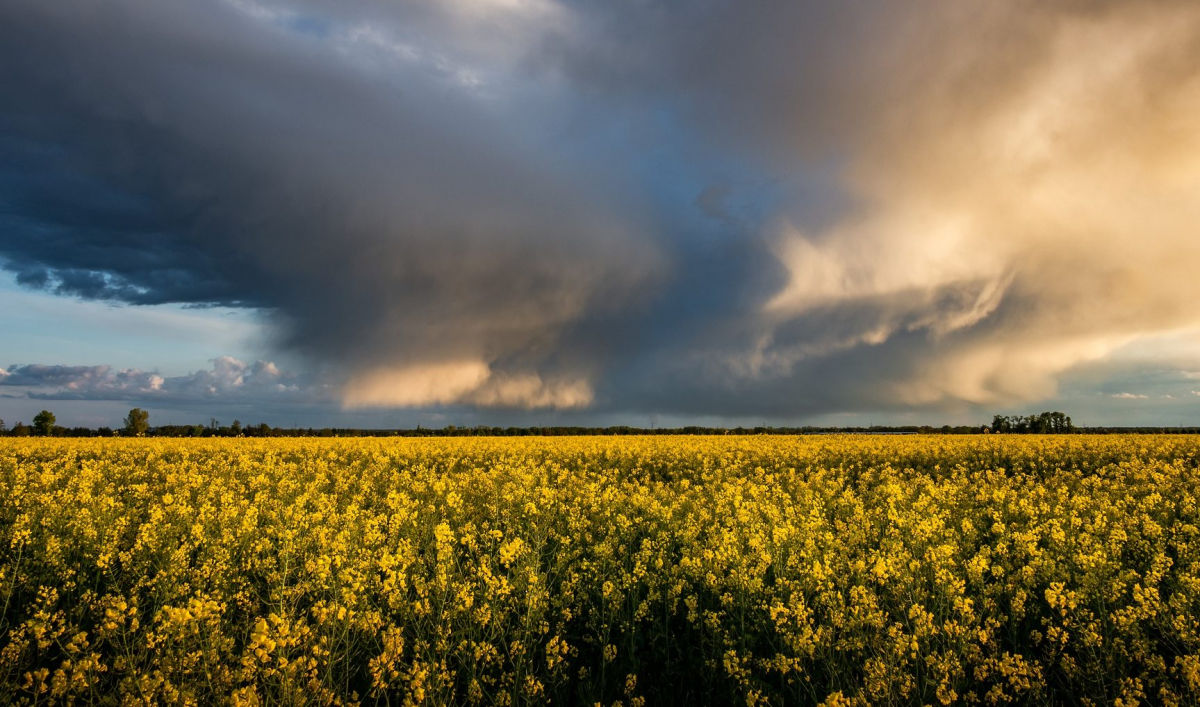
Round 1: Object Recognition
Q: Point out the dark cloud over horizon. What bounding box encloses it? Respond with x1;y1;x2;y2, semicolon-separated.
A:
3;0;1200;420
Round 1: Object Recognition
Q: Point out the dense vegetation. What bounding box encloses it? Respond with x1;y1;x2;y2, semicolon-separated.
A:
2;436;1200;704
5;408;1194;438
0;416;995;437
989;413;1073;434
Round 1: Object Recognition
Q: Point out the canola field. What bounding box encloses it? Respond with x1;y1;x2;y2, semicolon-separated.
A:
2;436;1200;706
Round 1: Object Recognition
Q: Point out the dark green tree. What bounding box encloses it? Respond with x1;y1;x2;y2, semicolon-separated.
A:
124;408;150;436
990;411;1073;434
32;410;56;436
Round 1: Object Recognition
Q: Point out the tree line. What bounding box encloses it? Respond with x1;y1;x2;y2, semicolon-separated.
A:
0;409;261;437
0;411;987;437
1;408;1196;437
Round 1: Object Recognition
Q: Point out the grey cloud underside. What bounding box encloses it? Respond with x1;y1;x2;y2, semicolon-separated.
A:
3;0;1200;417
0;2;662;358
0;358;313;403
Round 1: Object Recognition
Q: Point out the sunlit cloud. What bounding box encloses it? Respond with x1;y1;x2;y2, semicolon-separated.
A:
739;1;1200;409
343;361;592;410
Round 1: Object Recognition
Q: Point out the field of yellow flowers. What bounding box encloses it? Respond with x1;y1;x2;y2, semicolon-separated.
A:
2;435;1200;705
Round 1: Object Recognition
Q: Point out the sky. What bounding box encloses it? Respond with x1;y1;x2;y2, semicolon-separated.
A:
3;0;1200;429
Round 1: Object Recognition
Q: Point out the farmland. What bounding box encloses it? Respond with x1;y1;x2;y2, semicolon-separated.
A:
2;436;1199;705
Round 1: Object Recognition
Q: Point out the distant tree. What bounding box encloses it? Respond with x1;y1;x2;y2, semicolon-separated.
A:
0;418;6;433
990;411;1073;434
32;410;56;436
231;420;242;436
11;421;30;436
124;408;150;436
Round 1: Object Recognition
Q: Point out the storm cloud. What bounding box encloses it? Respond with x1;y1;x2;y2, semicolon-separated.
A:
3;0;1200;419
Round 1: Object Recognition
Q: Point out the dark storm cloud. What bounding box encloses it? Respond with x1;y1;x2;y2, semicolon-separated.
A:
0;0;666;409
3;0;1200;418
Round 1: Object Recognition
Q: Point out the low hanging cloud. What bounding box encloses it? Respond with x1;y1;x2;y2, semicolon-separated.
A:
342;361;593;410
0;358;311;403
3;0;1200;418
